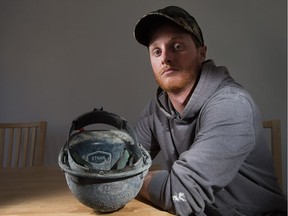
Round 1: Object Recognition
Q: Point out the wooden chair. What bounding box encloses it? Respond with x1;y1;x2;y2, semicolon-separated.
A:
0;121;47;167
262;119;283;189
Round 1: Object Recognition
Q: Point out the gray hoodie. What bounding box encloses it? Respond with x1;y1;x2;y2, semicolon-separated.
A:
135;60;286;215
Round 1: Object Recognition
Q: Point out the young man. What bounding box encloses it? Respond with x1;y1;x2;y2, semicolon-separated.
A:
133;6;286;215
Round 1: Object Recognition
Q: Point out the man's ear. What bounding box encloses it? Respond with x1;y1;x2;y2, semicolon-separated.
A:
198;46;207;63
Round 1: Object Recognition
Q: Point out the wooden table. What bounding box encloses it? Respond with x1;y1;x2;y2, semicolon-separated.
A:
0;167;172;216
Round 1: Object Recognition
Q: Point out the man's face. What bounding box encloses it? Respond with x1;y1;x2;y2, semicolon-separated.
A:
148;23;206;94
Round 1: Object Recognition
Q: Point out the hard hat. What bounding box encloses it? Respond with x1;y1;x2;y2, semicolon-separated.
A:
58;108;152;212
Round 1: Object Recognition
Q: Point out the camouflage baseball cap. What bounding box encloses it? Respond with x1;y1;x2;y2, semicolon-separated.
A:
134;6;204;47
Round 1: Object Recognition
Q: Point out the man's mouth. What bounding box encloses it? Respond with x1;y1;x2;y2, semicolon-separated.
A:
162;67;179;75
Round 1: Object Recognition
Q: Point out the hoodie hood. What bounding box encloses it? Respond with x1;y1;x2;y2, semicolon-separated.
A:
156;60;231;122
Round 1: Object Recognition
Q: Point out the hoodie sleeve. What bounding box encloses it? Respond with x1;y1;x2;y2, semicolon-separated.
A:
135;99;161;159
146;92;257;215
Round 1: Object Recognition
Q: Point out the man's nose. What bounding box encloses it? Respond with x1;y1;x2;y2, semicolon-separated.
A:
161;49;173;64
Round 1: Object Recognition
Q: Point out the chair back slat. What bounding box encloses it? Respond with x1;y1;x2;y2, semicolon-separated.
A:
262;119;282;190
0;128;5;167
7;129;14;167
22;127;30;167
29;127;37;166
15;128;22;167
34;122;47;165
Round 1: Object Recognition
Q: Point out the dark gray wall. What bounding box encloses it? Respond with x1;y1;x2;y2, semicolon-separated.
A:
0;0;286;191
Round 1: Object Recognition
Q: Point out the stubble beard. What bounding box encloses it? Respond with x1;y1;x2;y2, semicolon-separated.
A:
156;64;201;95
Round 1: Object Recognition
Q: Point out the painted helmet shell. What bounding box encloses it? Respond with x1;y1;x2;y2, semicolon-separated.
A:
58;108;151;212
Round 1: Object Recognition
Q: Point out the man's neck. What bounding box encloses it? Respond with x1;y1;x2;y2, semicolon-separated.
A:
167;83;194;115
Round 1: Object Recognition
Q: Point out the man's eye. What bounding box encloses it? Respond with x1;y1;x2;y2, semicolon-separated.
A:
152;49;161;56
174;43;183;51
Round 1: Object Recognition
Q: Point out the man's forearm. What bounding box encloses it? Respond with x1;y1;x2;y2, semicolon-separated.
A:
138;170;159;202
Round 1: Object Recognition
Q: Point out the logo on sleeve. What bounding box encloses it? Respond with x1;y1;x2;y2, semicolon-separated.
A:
172;192;187;202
